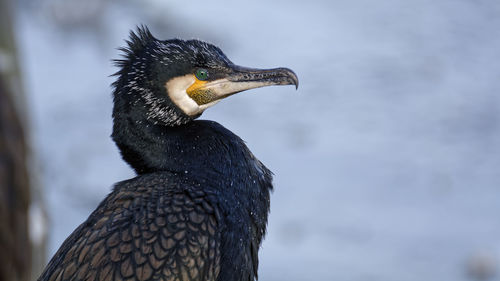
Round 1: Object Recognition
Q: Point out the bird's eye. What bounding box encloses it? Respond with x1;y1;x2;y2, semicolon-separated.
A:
195;69;209;81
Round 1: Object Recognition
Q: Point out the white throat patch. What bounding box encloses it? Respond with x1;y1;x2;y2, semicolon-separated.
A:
165;74;219;116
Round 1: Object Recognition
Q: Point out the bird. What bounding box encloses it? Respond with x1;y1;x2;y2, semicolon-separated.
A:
38;26;298;281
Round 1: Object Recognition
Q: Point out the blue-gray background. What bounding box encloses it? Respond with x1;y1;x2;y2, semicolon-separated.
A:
15;0;500;280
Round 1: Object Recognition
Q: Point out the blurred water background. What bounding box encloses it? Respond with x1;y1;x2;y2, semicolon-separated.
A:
11;0;500;280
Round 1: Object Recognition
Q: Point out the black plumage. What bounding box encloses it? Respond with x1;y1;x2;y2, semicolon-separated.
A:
38;26;297;281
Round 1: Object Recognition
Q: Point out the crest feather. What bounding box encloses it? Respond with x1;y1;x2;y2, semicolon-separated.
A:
112;25;156;69
111;25;157;91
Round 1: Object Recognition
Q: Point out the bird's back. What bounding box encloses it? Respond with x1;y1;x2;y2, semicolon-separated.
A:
38;172;221;281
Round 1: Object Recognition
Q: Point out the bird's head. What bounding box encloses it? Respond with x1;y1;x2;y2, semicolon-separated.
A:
112;26;298;126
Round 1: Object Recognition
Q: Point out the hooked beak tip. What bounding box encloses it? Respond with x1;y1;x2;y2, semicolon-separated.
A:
282;67;299;90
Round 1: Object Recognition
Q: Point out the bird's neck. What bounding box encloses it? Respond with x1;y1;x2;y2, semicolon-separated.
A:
112;113;273;190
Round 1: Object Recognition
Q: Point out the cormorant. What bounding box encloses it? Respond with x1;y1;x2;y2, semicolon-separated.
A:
38;26;298;281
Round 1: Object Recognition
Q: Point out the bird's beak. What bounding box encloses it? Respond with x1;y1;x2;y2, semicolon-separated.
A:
187;65;298;106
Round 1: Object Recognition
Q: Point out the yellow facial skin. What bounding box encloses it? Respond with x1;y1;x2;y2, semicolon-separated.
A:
186;75;217;105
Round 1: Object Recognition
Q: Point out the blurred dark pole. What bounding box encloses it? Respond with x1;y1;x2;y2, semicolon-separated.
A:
0;80;31;281
0;0;45;280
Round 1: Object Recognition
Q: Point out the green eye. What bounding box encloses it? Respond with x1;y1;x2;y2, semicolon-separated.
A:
195;68;209;81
